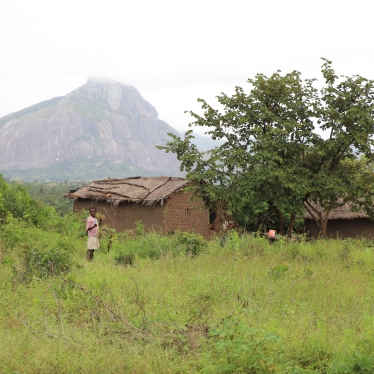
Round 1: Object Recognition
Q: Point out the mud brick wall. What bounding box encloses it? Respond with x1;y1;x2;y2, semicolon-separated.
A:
73;191;210;239
305;218;374;239
73;200;165;232
164;191;210;240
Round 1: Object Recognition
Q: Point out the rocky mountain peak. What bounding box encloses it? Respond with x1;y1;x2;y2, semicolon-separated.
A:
0;80;181;181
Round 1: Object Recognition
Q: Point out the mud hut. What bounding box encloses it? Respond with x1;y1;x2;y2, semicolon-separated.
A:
304;203;374;239
66;176;212;240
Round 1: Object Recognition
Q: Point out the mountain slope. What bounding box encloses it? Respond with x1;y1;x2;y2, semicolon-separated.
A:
0;79;182;180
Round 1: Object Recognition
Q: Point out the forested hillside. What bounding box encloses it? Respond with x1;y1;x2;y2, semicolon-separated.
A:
15;180;86;216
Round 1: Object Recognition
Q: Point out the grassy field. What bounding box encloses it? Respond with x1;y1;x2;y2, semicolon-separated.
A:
1;224;374;373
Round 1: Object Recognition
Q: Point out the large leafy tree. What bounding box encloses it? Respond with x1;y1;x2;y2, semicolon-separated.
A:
302;60;374;236
160;60;374;237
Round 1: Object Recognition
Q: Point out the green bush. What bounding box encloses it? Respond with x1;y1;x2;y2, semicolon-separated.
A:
173;231;207;256
15;247;73;282
330;352;374;373
114;252;135;266
204;314;282;373
0;174;56;227
135;220;145;236
0;214;27;249
112;233;165;262
55;210;87;238
268;263;289;280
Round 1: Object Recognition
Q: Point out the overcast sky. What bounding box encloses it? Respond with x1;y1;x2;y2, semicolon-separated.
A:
1;0;373;135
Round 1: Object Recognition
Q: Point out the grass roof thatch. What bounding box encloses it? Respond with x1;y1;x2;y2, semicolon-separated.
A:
65;176;191;206
304;202;369;220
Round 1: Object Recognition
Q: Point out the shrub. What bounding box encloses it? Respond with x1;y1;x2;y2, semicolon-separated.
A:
114;252;135;266
268;263;289;280
55;210;87;238
173;231;207;256
15;247;73;282
0;214;27;249
204;314;282;373
99;225;118;252
330;352;374;373
135;220;145;236
0;175;56;227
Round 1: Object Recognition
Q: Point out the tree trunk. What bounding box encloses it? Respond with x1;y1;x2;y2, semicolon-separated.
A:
277;209;285;236
303;200;330;239
286;213;296;239
319;219;328;239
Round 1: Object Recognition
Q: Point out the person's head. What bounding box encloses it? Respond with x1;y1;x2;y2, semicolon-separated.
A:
89;207;97;217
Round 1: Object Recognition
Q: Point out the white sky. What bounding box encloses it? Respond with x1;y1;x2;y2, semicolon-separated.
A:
1;0;373;135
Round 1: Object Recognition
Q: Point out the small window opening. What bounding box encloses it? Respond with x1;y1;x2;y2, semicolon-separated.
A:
209;210;217;225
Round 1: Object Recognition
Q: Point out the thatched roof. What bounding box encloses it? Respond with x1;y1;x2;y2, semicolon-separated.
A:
65;176;191;206
304;202;369;220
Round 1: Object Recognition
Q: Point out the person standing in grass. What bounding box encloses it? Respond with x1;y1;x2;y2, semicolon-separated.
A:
86;207;99;260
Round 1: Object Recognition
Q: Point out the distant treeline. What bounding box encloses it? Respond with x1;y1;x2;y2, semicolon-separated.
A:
11;180;87;216
1;158;149;182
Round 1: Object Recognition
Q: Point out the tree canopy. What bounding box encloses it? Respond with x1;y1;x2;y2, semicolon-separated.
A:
0;174;55;226
159;59;374;237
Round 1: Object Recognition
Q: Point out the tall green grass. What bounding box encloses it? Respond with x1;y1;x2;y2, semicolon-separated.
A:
1;228;374;373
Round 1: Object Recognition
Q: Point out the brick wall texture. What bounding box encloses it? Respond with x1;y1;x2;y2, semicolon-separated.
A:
73;191;211;240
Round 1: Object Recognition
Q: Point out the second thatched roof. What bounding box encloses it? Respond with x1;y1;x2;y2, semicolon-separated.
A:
304;202;369;220
65;176;191;206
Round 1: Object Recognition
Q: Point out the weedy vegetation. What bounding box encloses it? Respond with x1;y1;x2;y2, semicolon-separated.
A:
2;229;374;372
1;175;374;373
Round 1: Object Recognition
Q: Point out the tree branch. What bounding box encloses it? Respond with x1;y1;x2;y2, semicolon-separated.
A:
63;279;148;337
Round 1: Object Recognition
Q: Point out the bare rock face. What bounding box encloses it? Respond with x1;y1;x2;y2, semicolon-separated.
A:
0;79;182;179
